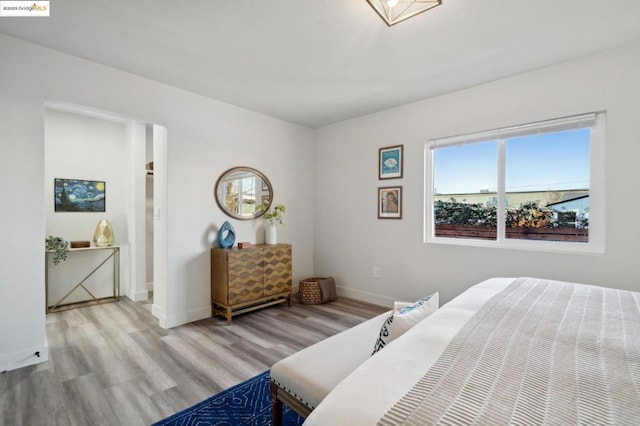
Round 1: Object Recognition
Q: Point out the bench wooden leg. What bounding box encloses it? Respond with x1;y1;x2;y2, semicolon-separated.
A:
270;380;283;426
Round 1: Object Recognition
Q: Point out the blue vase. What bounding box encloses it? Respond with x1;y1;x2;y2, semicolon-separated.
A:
217;221;236;249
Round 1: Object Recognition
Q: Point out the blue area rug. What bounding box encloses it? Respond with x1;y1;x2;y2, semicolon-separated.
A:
153;371;304;426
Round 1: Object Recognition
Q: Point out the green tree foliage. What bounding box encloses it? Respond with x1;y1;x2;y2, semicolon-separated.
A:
505;201;553;228
434;198;585;228
434;199;496;226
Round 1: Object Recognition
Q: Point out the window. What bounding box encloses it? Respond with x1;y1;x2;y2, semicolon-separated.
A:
425;112;605;254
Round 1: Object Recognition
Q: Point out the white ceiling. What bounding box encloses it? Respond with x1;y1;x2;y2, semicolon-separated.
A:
2;0;640;128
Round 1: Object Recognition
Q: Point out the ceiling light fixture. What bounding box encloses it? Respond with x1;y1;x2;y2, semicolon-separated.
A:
366;0;442;26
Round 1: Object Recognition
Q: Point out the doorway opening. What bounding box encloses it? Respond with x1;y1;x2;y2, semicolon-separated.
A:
44;102;168;326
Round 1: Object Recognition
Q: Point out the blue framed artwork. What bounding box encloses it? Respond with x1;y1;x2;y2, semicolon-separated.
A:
379;144;403;179
54;178;106;212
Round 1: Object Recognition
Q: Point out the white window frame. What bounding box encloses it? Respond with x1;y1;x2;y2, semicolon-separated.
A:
424;112;606;255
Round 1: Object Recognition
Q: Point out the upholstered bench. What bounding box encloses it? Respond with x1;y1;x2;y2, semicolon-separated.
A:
270;311;390;425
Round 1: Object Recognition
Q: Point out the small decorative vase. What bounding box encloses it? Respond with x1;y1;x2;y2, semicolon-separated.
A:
217;221;236;249
265;224;277;245
93;219;114;247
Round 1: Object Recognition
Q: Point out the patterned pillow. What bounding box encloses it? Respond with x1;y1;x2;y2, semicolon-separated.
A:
371;292;439;355
393;301;412;313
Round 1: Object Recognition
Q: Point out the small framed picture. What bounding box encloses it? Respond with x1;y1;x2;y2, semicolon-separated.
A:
378;186;402;219
379;144;403;180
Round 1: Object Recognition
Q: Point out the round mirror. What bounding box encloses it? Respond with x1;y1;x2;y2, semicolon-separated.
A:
215;166;272;220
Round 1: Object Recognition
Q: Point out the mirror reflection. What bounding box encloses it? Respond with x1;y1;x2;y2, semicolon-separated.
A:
215;167;272;220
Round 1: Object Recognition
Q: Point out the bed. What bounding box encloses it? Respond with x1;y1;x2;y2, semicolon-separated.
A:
303;277;640;425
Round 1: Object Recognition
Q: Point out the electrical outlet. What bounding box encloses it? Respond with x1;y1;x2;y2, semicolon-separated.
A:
373;266;380;278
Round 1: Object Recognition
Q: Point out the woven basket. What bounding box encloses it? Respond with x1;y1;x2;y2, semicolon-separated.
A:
298;278;324;305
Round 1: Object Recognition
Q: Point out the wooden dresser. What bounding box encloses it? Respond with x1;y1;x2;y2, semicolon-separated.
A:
211;243;292;324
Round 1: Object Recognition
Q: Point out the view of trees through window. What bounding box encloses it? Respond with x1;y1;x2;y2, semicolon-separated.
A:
431;127;591;243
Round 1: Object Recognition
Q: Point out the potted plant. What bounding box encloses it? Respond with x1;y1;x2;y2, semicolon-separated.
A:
45;236;69;265
258;203;285;244
260;203;286;225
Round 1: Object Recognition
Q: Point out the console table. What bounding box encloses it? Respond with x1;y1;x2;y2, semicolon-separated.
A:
45;245;120;313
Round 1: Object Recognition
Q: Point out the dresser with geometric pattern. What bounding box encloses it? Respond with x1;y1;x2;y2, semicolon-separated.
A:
211;244;292;324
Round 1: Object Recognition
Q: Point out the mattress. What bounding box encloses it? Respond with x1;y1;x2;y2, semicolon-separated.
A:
305;277;640;425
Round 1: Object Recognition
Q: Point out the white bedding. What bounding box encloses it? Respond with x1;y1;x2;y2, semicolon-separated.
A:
303;277;515;426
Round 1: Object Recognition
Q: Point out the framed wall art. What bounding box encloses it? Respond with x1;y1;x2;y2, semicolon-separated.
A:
54;178;106;212
379;144;403;179
378;186;402;219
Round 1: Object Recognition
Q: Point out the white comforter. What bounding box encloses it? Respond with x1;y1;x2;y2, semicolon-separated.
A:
303;277;514;425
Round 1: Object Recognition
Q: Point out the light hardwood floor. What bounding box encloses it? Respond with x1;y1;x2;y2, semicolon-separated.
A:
0;295;387;425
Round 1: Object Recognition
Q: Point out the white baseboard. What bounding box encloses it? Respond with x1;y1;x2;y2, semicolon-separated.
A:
152;303;167;328
152;304;211;329
127;288;149;302
0;342;48;373
336;286;394;308
162;305;211;328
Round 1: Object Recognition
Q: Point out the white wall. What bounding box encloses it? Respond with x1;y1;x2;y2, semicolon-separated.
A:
0;57;47;371
0;33;315;372
44;109;127;242
314;41;640;307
